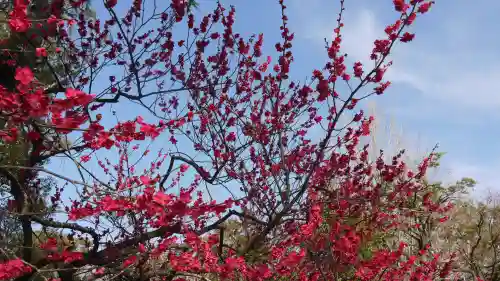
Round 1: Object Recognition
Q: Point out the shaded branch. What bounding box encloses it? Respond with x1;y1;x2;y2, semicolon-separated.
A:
30;216;100;254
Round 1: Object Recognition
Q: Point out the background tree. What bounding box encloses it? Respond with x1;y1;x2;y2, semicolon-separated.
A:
436;192;500;281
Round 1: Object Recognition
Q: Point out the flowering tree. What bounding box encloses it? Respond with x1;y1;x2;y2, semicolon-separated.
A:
0;0;450;280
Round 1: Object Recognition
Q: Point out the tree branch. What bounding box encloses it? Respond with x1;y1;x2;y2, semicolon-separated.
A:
159;155;223;188
30;216;100;254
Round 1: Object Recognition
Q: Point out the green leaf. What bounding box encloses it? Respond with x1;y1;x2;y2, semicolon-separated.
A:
359;246;373;260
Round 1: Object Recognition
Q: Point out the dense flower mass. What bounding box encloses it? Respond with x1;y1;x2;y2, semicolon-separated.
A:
0;259;32;280
0;0;455;280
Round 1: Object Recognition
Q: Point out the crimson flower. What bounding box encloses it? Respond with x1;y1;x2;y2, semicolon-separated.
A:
180;163;189;173
400;32;416;42
418;1;434;14
316;79;330;101
36;47;48;57
140;175;151;185
105;0;117;8
15;67;34;85
393;0;407;12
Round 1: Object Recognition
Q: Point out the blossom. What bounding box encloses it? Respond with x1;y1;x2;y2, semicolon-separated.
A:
80;155;91;162
140;175;151;185
316;79;329;101
418;1;434;14
15;67;34;85
105;0;117;8
180;163;189;173
400;32;415;42
153;192;173;205
8;8;30;33
122;256;137;268
48;15;58;25
439;216;449;223
65;88;82;98
0;259;32;280
393;0;407;12
36;47;48;57
94;268;105;275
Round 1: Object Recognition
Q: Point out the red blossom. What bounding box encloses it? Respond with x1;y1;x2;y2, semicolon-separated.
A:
180;163;189;173
14;67;34;85
393;0;408;12
0;259;32;280
8;9;30;33
418;1;434;14
105;0;117;8
400;32;416;42
316;79;329;101
35;47;48;57
122;256;137;268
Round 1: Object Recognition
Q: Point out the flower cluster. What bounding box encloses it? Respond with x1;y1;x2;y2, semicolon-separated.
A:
0;259;32;280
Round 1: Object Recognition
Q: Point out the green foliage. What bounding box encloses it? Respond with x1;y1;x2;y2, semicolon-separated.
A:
429;151;446;168
187;0;200;12
359;246;373;260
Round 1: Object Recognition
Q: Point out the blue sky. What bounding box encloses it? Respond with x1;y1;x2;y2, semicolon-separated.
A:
46;0;500;206
218;0;500;196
